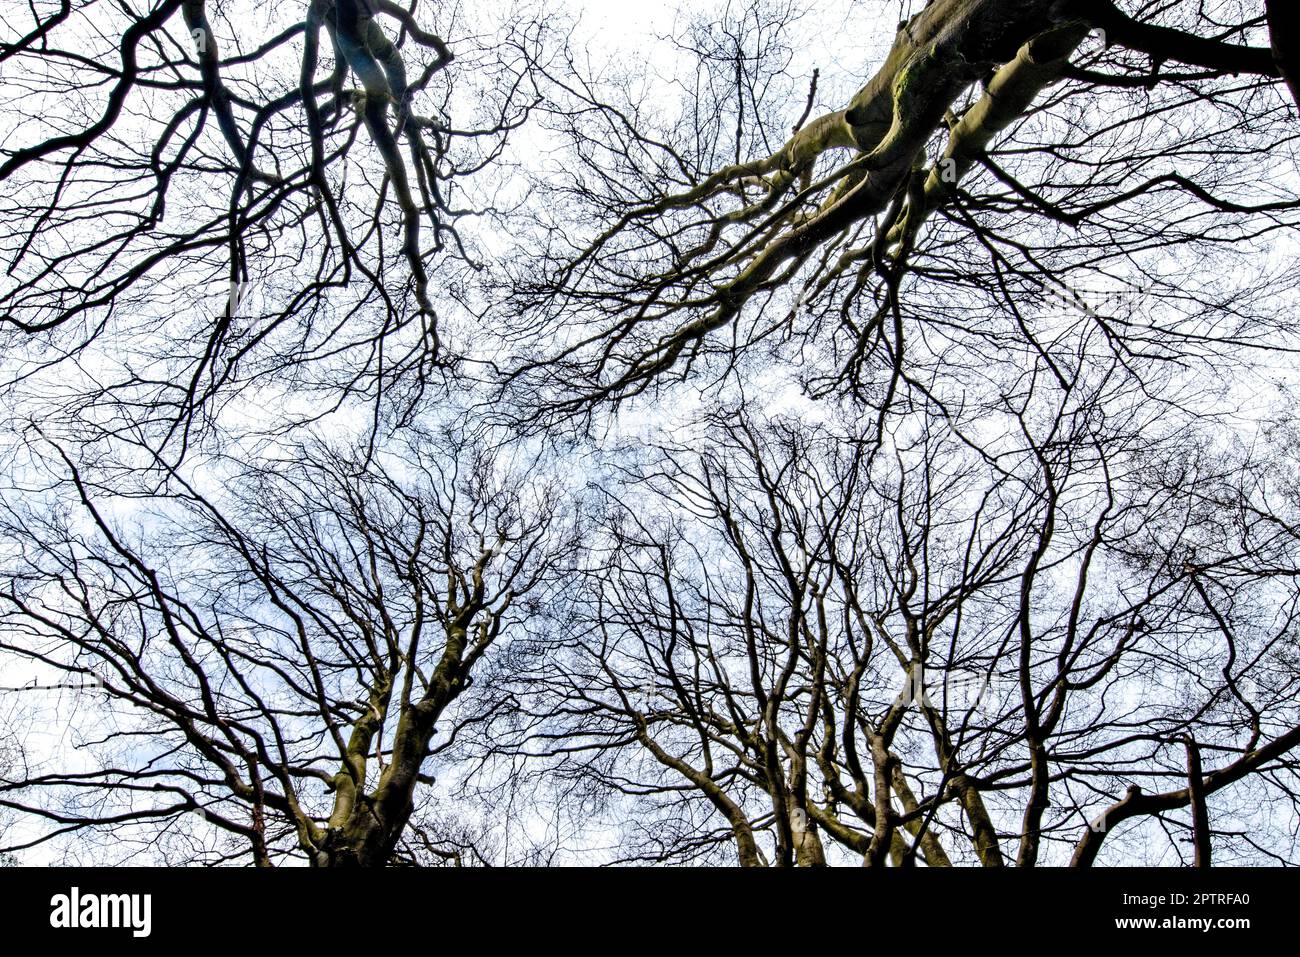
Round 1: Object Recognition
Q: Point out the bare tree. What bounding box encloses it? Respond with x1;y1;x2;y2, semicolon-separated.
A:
0;1;545;445
498;0;1299;421
3;0;1300;869
498;395;1300;866
0;424;576;865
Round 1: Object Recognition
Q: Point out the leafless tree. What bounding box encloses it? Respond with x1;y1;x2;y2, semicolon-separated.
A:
1;1;546;447
3;0;1300;869
0;424;577;865
497;0;1300;422
494;395;1300;866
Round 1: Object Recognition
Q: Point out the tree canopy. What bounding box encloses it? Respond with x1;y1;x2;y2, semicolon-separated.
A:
1;0;1299;867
